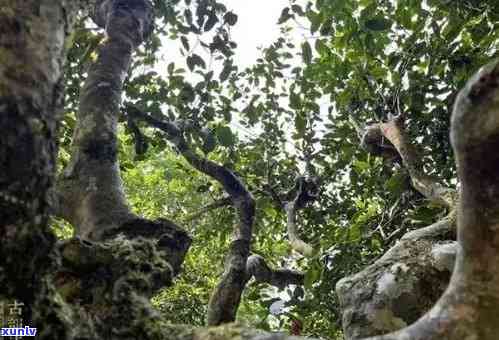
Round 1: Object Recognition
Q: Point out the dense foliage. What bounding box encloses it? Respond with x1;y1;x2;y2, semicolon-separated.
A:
53;1;499;338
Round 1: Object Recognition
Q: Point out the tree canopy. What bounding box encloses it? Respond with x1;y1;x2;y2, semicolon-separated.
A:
1;1;499;340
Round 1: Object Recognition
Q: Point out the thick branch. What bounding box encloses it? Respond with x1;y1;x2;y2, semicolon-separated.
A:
362;60;499;339
286;201;313;256
126;106;256;326
284;177;318;256
56;0;154;240
337;215;457;338
362;120;455;208
380;119;454;207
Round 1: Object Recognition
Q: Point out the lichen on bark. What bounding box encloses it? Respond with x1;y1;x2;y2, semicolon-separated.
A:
343;59;499;340
0;1;79;336
337;217;456;338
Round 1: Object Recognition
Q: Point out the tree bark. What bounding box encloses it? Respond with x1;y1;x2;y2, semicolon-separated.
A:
340;60;499;340
56;0;156;241
339;105;460;338
0;0;79;332
336;217;456;338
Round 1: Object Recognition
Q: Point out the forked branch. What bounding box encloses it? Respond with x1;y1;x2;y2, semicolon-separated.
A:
284;177;319;256
364;59;499;340
361;117;455;208
126;105;255;326
127;105;307;325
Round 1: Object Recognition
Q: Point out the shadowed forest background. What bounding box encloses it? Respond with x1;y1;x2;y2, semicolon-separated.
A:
1;1;499;339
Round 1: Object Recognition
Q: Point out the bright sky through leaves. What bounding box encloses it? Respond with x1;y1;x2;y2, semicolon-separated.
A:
218;0;290;67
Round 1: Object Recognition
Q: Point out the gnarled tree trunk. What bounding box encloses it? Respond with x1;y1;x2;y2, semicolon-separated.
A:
339;60;499;340
3;1;499;340
0;1;79;335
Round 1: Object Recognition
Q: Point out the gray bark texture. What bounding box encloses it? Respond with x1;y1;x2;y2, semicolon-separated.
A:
0;0;79;335
336;217;456;338
339;60;499;340
57;0;155;241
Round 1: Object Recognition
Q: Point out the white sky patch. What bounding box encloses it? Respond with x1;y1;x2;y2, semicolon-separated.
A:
153;1;293;141
219;0;290;68
155;0;293;76
152;1;327;169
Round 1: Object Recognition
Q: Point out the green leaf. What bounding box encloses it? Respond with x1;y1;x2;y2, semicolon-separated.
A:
353;160;369;173
278;7;293;24
181;36;190;51
186;54;206;71
184;8;193;25
291;4;304;16
204;13;218;31
308;10;321;33
219;60;232;82
216;126;235;147
295;114;306;137
167;62;175;75
365;17;392;31
319;18;333;35
289;92;301;109
349;223;361;241
384;172;406;196
315;39;328;54
223;12;238;26
200;128;216;154
301;41;312;64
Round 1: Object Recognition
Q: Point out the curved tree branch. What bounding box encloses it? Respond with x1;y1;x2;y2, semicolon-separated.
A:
361;118;455;208
362;60;499;339
285;177;318;257
56;0;157;241
125;105;256;326
127;106;308;325
262;176;319;257
53;1;192;292
379;118;455;208
285;200;313;256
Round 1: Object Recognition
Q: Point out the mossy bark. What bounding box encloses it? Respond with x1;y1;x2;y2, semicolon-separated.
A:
0;1;79;336
57;0;155;240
